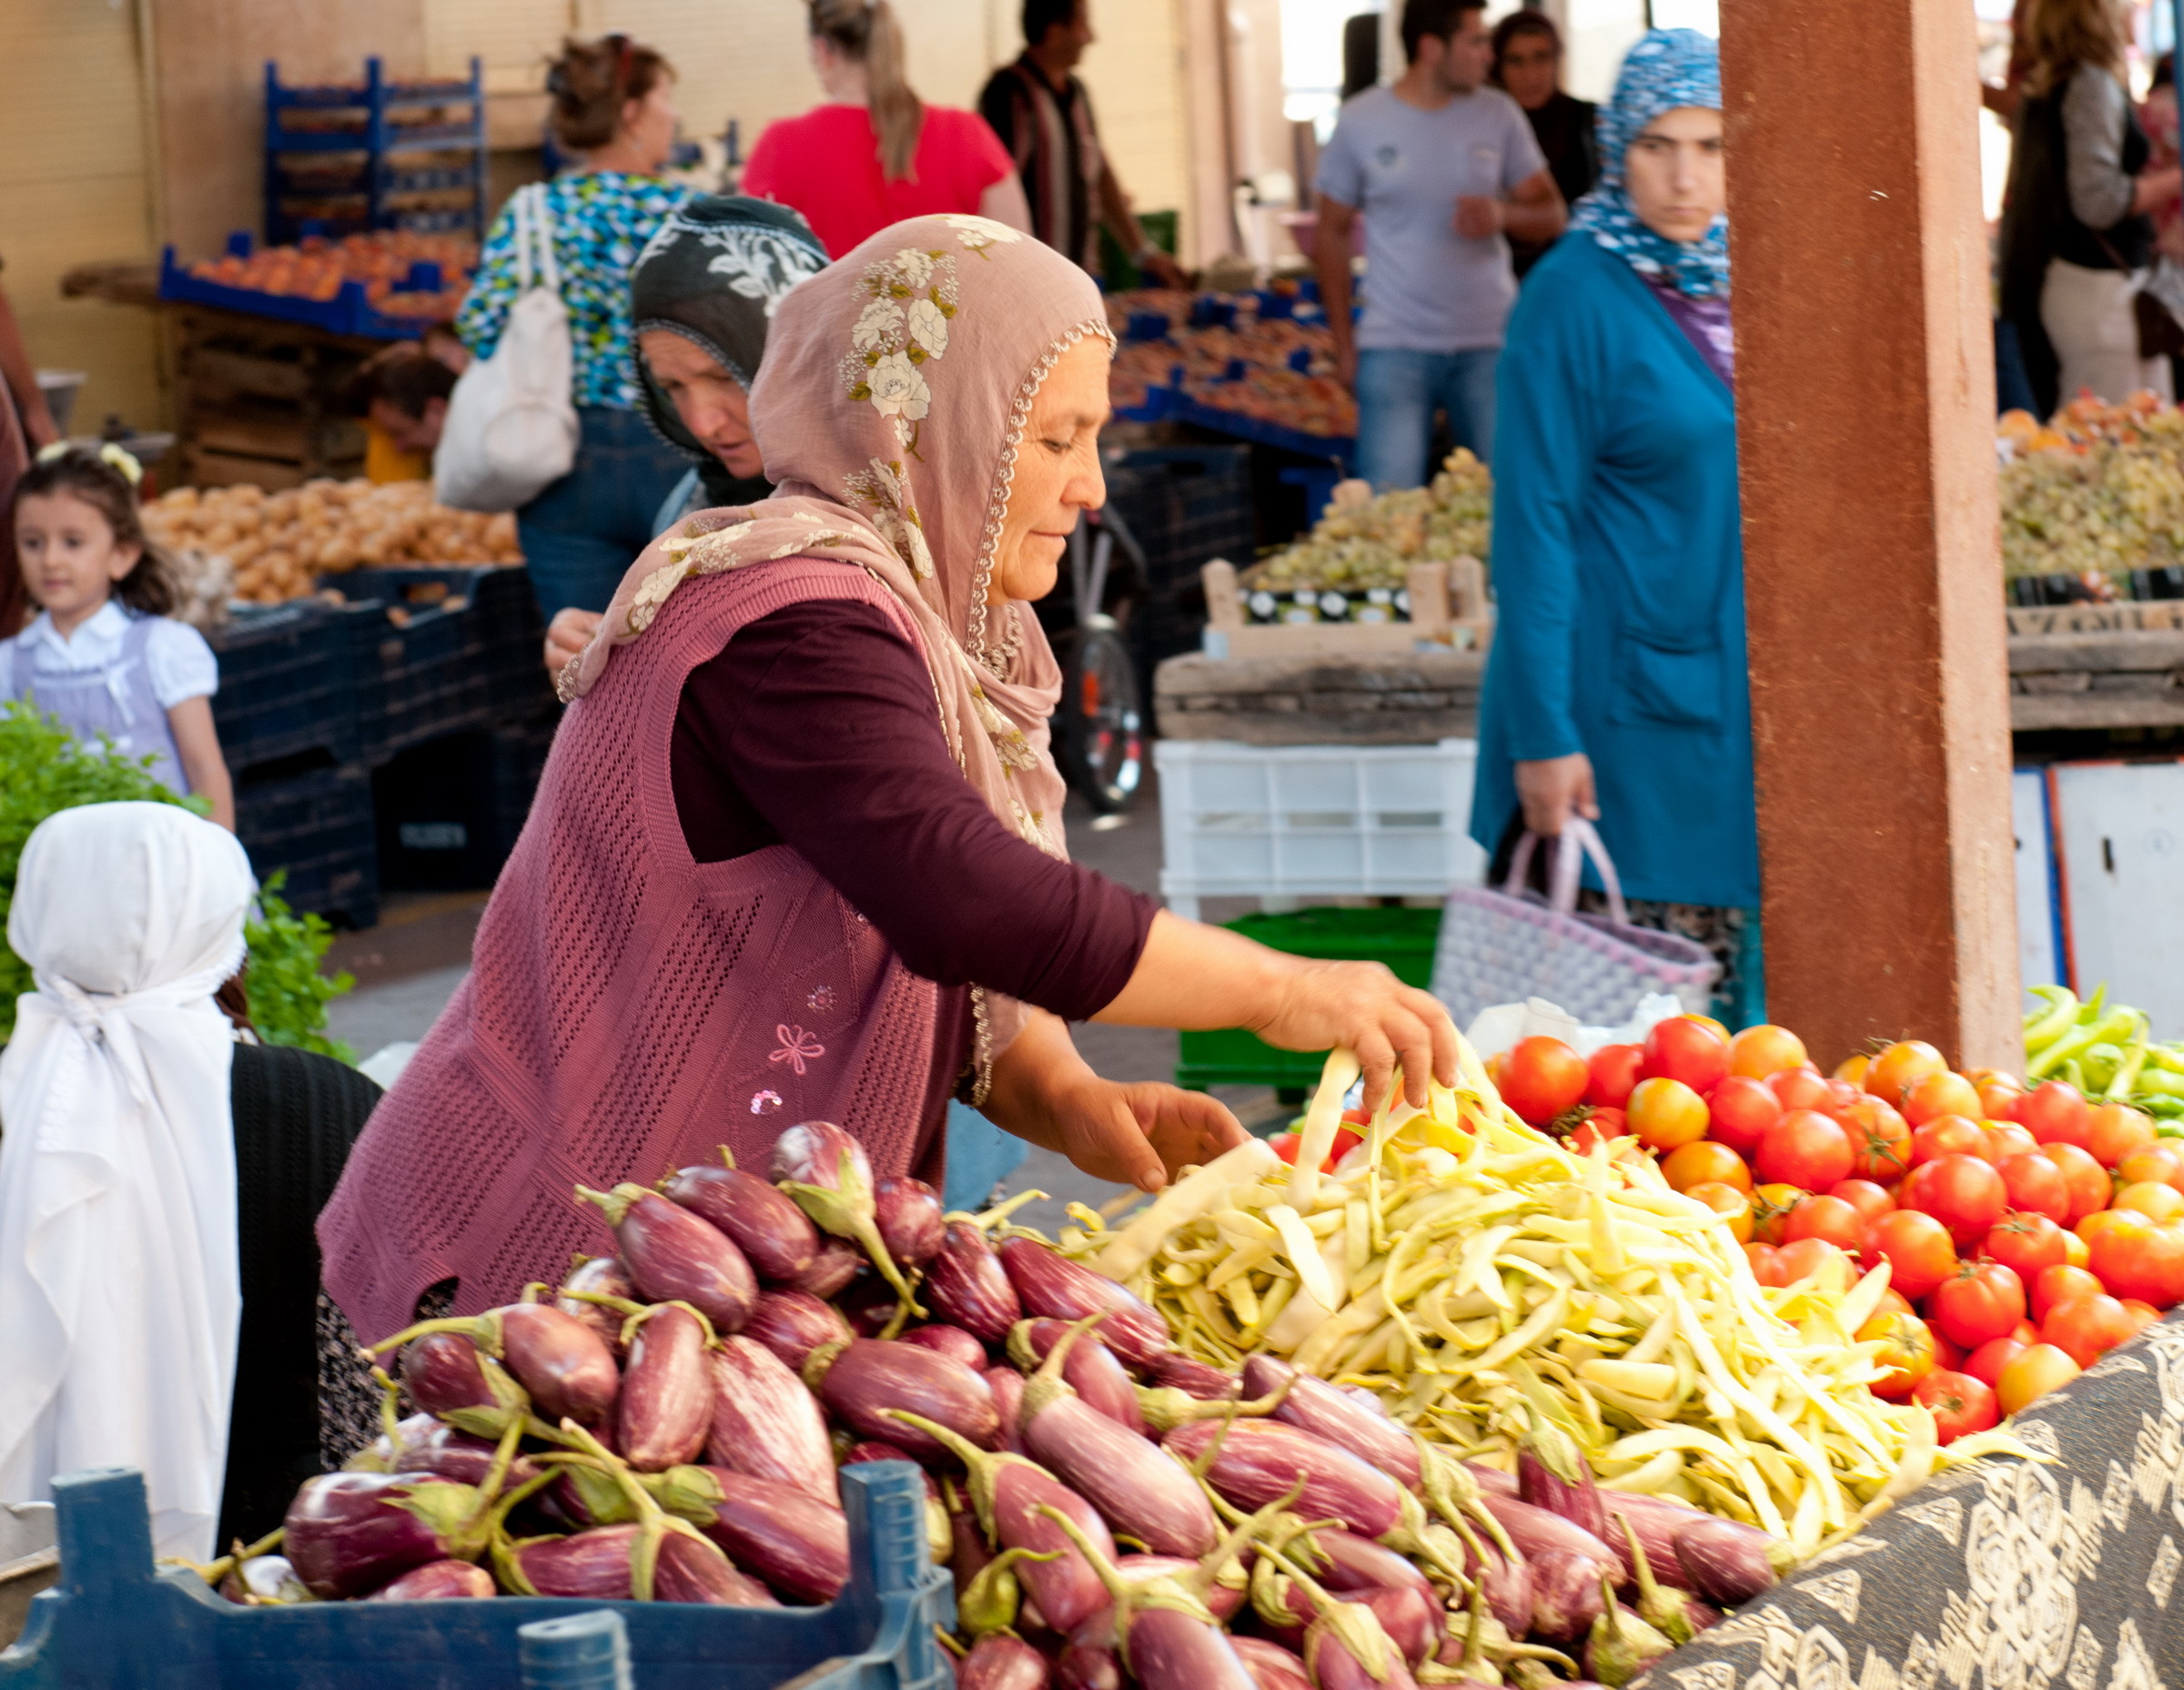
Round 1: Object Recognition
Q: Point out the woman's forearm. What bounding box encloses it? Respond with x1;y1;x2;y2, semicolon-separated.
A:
1093;910;1457;1111
979;1006;1097;1154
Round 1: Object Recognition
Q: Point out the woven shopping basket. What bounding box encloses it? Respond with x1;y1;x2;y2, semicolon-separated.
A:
1431;818;1719;1027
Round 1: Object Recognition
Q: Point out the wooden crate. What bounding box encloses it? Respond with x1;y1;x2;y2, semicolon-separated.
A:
2006;600;2184;636
169;305;378;488
1198;555;1493;659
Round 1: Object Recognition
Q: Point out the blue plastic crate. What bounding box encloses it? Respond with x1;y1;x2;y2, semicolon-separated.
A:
207;601;360;775
1;1464;951;1690
324;566;553;744
235;760;379;929
157;246;440;341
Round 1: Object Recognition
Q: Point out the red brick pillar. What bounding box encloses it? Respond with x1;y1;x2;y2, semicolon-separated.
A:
1719;0;2021;1068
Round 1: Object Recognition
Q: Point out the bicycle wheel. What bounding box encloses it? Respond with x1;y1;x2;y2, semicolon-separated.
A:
1053;622;1144;814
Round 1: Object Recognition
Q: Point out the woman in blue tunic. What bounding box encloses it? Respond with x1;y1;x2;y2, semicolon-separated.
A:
1470;29;1762;1026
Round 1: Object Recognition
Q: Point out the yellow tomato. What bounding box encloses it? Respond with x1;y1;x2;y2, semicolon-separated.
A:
2061;1229;2091;1270
1864;1040;1949;1104
1626;1077;1711;1152
1727;1024;1808;1080
1855;1310;1937;1399
1662;1140;1754;1195
2114;1180;2184;1222
1685;1180;1754;1241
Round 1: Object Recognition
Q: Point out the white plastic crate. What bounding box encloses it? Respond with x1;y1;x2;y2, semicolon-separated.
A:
1155;738;1486;918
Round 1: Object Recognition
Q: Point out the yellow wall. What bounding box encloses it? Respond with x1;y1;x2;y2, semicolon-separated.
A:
418;0;1196;249
0;0;163;433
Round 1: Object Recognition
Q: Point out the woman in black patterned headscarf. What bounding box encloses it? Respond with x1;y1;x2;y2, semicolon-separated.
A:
543;195;831;670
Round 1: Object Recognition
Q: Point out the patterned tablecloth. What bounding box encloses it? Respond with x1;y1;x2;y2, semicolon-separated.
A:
1632;1313;2184;1690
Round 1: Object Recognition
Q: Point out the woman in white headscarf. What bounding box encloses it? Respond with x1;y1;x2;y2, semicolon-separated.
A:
0;803;380;1559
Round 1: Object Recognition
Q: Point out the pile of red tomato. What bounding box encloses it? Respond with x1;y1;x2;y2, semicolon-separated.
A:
1490;1017;2184;1442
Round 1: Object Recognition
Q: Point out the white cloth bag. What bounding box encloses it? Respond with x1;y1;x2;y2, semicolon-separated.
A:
0;804;255;1562
434;183;579;513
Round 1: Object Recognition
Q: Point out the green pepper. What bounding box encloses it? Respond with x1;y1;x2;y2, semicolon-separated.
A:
2021;986;2083;1054
2028;1007;2140;1082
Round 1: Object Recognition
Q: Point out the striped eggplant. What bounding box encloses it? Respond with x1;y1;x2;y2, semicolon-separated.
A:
1116;1553;1248;1622
1303;1602;1419;1690
1528;1550;1608;1645
996;1240;1168;1367
925;1222;1023;1341
283;1472;490;1600
647;1465;850;1603
557;1257;636;1352
786;1237;865;1300
1516;1425;1605;1545
499;1302;620;1426
1479;1494;1618;1572
743;1289;855;1372
809;1339;998;1460
1360;1587;1439;1668
986;1367;1027;1455
1239;1359;1420;1491
1011;1320;1145;1432
1463;1462;1519;1498
578;1184;756;1335
1018;1321;1215;1557
1596;1495;1704;1594
1162;1420;1401;1538
368;1559;495;1600
900;1324;988;1371
1229;1637;1312;1690
1607;1511;1715;1646
349;1414;540;1491
619;1303;713;1472
499;1524;643;1598
661;1157;821;1282
1057;1615;1125;1690
653;1531;782;1606
1142;1351;1239;1402
960;1634;1051;1690
1302;1528;1439;1612
891;1412;1117;1634
772;1120;922;1311
1673;1514;1788;1606
1452;1523;1532;1636
1033;1503;1263;1690
395;1332;527;1437
708;1334;838;1503
875;1176;945;1266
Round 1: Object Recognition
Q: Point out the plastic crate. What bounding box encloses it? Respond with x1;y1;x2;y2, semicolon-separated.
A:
0;1464;950;1690
324;566;550;761
157;247;445;341
375;713;558;891
1105;446;1255;673
263;56;486;244
1179;906;1443;1091
235;760;379;928
207;600;359;775
1155;738;1487;920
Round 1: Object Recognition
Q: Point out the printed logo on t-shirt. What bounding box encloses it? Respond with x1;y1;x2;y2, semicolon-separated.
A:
1372;144;1402;172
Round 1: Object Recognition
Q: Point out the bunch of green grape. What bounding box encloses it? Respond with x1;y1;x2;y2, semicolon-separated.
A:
1244;450;1493;593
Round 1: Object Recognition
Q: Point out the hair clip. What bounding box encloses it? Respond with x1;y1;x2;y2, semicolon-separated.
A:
98;443;144;486
33;440;69;465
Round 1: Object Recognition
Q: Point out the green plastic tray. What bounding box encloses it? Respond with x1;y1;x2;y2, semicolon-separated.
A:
1177;906;1441;1094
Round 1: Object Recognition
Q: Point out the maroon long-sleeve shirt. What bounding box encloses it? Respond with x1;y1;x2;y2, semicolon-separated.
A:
669;600;1157;1132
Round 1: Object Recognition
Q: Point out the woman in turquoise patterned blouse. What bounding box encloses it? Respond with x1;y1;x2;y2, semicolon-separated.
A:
456;35;693;618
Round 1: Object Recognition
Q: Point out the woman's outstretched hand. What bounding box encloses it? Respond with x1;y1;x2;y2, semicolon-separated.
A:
982;1007;1249;1192
1095;912;1461;1118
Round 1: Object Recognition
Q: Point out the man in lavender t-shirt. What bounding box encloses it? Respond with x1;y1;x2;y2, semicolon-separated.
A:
1315;0;1566;487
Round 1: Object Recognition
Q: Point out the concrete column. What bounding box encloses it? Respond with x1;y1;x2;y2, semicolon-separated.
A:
1720;0;2021;1068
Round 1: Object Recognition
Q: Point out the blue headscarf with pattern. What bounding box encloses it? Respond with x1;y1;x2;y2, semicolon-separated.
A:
1567;29;1728;299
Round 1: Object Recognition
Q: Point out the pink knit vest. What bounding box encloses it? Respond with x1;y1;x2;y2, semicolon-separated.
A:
318;560;944;1341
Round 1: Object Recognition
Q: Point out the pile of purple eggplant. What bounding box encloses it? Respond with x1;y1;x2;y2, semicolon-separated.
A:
198;1121;1790;1690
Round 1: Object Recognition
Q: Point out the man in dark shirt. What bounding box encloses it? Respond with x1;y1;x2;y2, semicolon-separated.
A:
978;0;1189;287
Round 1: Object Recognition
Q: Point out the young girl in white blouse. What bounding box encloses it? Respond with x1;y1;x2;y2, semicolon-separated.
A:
2;445;234;827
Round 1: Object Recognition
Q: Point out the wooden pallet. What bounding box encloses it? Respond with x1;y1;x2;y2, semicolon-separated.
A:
1198;555;1493;659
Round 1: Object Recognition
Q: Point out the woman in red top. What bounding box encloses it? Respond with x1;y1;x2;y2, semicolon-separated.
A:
744;0;1031;258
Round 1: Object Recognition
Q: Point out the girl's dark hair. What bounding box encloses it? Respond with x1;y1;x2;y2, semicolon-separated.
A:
809;0;925;182
6;448;176;625
546;34;672;153
1491;8;1562;76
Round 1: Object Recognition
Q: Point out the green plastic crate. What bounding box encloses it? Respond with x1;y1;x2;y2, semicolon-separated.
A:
1177;906;1441;1093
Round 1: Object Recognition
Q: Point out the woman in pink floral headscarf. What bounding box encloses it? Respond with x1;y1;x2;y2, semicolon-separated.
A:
320;214;1456;1342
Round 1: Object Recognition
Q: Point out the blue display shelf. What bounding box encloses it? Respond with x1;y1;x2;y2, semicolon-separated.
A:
1120;379;1355;469
157;240;442;340
263;56;487;245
